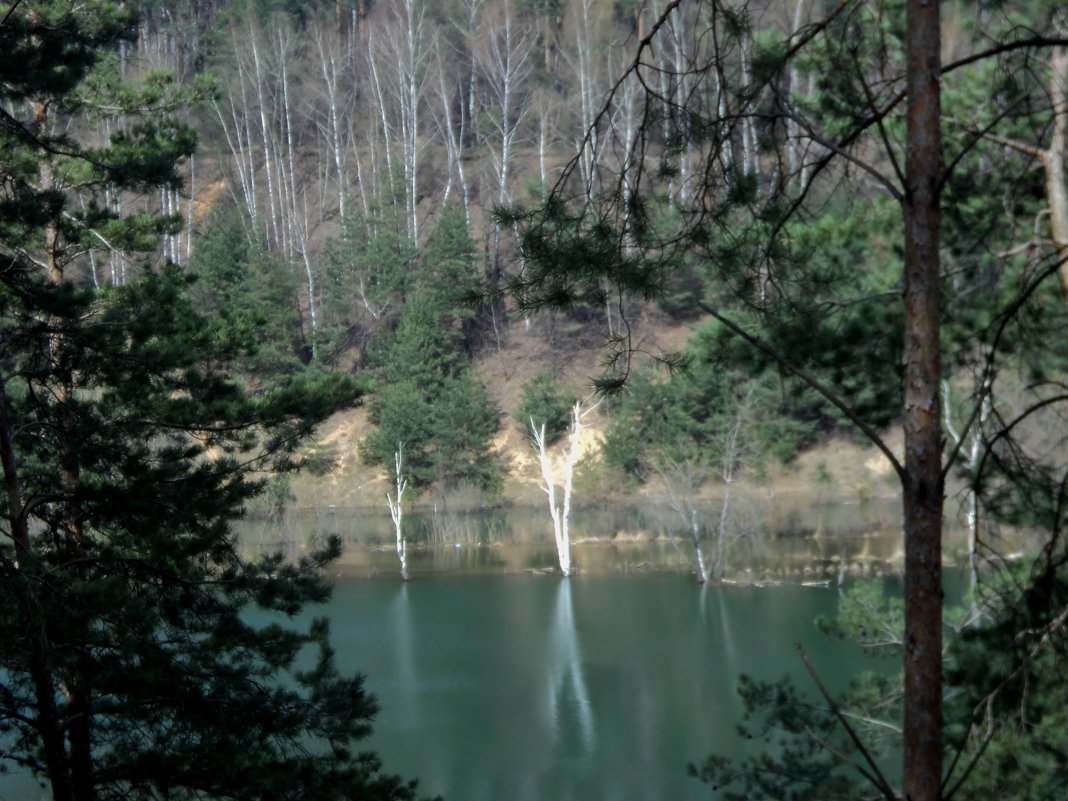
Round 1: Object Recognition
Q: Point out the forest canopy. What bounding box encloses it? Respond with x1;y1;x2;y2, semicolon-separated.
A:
3;1;1068;800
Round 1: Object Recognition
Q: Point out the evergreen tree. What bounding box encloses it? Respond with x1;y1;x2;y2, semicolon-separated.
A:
320;203;413;364
361;209;499;493
513;370;578;446
363;289;500;492
0;4;425;799
190;204;306;377
505;1;1068;798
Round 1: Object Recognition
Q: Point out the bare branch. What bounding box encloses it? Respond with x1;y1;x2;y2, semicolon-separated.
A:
796;643;898;801
696;300;904;479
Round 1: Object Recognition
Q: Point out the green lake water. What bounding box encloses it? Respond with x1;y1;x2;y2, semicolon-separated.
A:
7;499;984;800
326;572;890;801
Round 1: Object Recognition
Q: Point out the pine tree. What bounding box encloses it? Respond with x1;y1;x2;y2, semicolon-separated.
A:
363;289;500;492
505;1;1068;798
0;4;425;799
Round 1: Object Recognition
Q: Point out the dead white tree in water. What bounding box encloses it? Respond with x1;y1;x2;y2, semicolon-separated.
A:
531;402;597;577
711;395;749;582
386;443;409;581
656;454;712;583
942;378;992;617
657;387;753;584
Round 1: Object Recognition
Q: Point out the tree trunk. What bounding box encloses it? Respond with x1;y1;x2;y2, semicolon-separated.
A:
903;1;944;799
0;388;76;801
387;445;409;581
1046;46;1068;303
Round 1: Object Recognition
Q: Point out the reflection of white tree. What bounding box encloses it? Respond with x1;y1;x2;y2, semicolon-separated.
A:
391;584;418;723
545;580;594;749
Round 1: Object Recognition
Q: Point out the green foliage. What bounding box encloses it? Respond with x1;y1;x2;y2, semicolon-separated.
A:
0;268;417;800
601;360;813;483
816;579;904;659
354;208;498;492
363;290;500;492
943;564;1068;800
0;4;425;799
514;371;578;445
320;204;413;362
696;573;1068;801
421;205;482;313
689;675;859;801
190;204;306;377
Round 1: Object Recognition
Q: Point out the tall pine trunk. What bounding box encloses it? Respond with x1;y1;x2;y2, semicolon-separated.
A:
903;1;943;799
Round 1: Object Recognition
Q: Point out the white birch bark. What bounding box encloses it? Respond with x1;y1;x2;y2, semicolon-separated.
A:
369;0;430;244
249;30;280;249
941;379;991;616
185;154;195;263
1047;46;1068;302
432;55;471;226
386;444;409;582
531;402;594;577
569;0;600;201
787;0;807;187
212;85;256;228
476;4;534;279
739;33;758;184
314;26;352;220
715;408;746;582
669;3;690;205
401;0;425;243
656;456;711;583
367;29;397;198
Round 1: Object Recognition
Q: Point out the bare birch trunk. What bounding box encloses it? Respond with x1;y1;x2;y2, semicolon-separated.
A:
249;31;280;249
367;30;397;201
531;403;593;577
386;444;409;581
315;31;350;220
1046;46;1068;303
434;66;471;225
787;0;806;187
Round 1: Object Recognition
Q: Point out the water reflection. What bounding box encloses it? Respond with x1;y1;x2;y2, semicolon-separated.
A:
710;588;739;669
545;579;594;750
238;495;982;581
390;584;417;722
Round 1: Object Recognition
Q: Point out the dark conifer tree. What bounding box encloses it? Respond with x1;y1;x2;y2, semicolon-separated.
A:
0;4;425;799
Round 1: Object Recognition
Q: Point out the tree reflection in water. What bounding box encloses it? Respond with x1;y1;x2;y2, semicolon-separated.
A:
545;579;594;749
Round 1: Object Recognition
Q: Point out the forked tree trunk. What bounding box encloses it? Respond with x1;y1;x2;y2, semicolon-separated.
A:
531;403;591;577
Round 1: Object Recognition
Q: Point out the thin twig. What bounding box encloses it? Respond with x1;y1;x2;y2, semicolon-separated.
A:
0;0;24;28
941;723;1002;801
698;301;904;479
796;643;898;801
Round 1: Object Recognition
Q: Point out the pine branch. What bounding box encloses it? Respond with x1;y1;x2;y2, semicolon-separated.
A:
696;300;904;479
796;643;898;801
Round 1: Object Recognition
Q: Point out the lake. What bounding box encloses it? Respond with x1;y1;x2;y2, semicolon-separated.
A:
7;499;978;800
239;497;972;800
324;571;894;801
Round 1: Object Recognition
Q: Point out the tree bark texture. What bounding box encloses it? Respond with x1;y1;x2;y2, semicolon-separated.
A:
1047;47;1068;302
903;1;944;800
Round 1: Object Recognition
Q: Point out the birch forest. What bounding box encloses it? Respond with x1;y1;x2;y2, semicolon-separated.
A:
89;0;813;359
